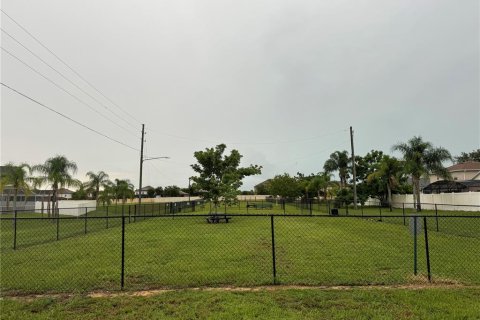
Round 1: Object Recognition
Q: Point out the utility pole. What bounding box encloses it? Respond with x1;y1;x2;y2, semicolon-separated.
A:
350;126;357;209
138;124;145;210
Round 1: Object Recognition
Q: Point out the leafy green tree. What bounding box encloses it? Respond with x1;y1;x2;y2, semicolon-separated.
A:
0;163;32;212
354;150;384;183
191;144;261;211
154;186;164;197
147;188;156;198
455;149;480;163
367;156;403;209
33;156;80;217
308;172;332;201
269;173;301;199
72;182;89;200
393;136;452;211
324;151;350;188
164;185;181;197
86;171;110;202
334;188;353;207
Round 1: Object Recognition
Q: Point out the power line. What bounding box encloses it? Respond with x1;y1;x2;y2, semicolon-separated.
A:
1;82;139;152
0;9;143;125
1;28;139;131
1;46;140;138
147;128;347;146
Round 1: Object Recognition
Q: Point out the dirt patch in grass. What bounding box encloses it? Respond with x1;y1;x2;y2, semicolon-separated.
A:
3;283;478;300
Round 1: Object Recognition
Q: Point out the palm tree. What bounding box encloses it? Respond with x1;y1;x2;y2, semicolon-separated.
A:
98;182;114;207
324;151;350;188
367;156;403;210
393;136;452;211
114;179;134;205
85;171;110;202
33;156;80;217
30;176;47;213
308;172;332;202
0;163;32;212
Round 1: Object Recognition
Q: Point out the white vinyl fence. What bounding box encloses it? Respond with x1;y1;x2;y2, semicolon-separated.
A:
35;200;97;216
391;193;480;212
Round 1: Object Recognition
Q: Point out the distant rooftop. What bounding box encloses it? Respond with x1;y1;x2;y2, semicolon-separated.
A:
448;161;480;171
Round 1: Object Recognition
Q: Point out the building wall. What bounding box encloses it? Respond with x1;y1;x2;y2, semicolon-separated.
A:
430;170;480;183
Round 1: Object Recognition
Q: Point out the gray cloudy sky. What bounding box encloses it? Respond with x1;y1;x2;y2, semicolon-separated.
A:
1;0;479;190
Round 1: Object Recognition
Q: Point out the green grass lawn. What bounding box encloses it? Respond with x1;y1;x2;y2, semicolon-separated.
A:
2;288;480;319
1;212;479;294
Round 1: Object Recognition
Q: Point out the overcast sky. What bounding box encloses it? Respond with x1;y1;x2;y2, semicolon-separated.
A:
1;0;479;190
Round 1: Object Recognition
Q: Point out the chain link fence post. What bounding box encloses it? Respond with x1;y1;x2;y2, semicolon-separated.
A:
121;214;125;289
56;212;60;240
84;207;88;234
270;215;277;284
414;215;418;275
423;216;432;282
13;210;17;250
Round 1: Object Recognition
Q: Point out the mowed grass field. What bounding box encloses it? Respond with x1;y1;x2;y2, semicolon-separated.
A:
2;288;480;319
1;204;479;294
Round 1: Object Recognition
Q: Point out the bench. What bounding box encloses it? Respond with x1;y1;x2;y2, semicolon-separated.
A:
206;214;231;224
246;202;273;209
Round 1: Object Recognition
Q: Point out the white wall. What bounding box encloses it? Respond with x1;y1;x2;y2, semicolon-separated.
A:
237;195;269;201
391;193;480;211
35;200;97;216
124;197;201;204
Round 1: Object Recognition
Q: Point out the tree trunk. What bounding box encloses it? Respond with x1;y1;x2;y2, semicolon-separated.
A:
413;176;421;212
52;185;58;218
47;193;51;218
387;183;392;212
6;189;10;211
13;188;18;213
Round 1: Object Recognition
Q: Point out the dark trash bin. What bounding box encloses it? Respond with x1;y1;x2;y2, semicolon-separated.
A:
331;208;339;216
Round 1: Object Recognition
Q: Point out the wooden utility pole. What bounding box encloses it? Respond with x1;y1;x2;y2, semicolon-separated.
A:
350;126;357;209
138;124;145;211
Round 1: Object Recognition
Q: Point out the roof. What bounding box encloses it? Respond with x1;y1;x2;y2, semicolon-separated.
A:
254;179;271;188
447;161;480;172
423;179;480;194
135;186;154;192
57;188;74;194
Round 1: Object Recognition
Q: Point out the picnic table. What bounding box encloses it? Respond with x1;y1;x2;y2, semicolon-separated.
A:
246;202;273;209
206;214;231;223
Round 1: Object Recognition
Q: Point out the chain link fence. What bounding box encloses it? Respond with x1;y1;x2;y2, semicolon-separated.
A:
0;201;478;294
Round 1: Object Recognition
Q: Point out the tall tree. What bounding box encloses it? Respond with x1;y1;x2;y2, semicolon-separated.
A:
164;185;181;197
308;172;332;201
85;171;110;202
455;149;480;163
72;182;90;200
0;163;32;212
33;156;80;217
367;156;403;210
393;136;452;211
98;181;114;206
191;144;261;212
323;151;350;188
114;179;134;204
268;173;302;199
